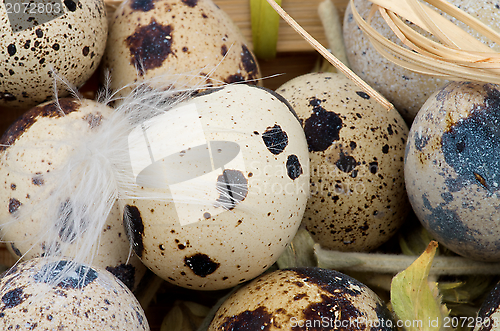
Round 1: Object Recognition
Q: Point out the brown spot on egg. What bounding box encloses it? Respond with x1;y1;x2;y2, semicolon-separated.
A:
7;44;16;56
1;288;27;309
105;264;136;290
286;155;302;180
369;161;378;174
184;253;220;277
130;0;158;11
382;144;389;154
35;29;43;38
303;97;343;152
0;92;16;102
216;169;248;210
32;173;44;186
181;0;198;7
8;198;21;214
83;113;103;128
220;306;273;330
336;151;357;173
262;124;288;155
82;46;89;56
126;19;174;76
355;91;370;99
123;205;145;258
33;261;98;289
240;45;258;81
221;44;228;56
225;74;245;84
10;244;21;258
64;0;77;12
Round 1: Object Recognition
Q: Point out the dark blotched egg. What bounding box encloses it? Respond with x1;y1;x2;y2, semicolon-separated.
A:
405;82;500;261
209;267;396;331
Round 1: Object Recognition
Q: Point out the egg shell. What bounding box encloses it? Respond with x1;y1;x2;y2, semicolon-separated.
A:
277;72;409;252
123;84;310;290
103;0;261;97
0;0;107;110
474;280;500;331
405;82;500;262
0;258;149;330
0;98;146;290
208;267;395;331
343;0;500;123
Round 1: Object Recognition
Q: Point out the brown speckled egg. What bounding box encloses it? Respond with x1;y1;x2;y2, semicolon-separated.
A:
0;258;149;330
0;0;107;111
0;98;146;290
208;267;396;331
103;0;261;97
343;0;500;123
405;82;500;262
277;72;409;252
123;84;309;290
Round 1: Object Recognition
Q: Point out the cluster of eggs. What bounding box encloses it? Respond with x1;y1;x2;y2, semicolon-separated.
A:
3;0;500;329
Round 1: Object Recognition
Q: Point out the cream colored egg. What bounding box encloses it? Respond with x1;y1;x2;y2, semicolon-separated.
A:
405;82;500;262
123;84;309;290
0;258;149;330
0;98;146;290
277;72;409;252
103;0;261;97
209;268;395;331
343;0;500;123
0;0;107;110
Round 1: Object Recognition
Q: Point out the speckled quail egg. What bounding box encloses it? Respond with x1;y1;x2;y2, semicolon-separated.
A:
123;84;309;290
0;258;149;330
0;98;146;289
343;0;500;123
405;81;500;262
103;0;261;98
277;72;409;252
474;280;500;331
208;267;395;331
0;0;107;111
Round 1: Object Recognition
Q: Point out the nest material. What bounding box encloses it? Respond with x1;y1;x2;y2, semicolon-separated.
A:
350;0;500;84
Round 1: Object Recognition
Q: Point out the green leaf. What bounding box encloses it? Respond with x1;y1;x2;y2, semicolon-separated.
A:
391;241;450;331
250;0;282;59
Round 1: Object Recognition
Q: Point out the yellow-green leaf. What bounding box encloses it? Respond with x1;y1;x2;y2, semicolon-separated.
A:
250;0;281;59
391;241;450;331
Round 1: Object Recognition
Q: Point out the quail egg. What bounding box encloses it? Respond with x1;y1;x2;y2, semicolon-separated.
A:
474;280;500;331
103;0;261;98
277;72;409;252
0;258;149;330
0;0;107;110
0;98;146;289
343;0;500;123
208;267;395;331
123;84;309;290
405;81;500;262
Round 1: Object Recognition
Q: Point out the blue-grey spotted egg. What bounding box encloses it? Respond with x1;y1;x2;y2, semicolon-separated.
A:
405;82;500;261
0;258;149;330
277;72;409;252
208;267;396;331
0;0;107;111
123;84;309;290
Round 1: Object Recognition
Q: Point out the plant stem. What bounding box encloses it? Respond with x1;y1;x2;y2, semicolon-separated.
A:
315;244;500;275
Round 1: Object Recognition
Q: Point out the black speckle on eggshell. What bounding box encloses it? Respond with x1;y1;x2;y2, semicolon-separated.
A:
219;306;273;330
303;97;343;152
33;260;98;290
8;198;21;214
126;18;174;76
184;253;220;277
1;288;27;309
130;0;158;11
240;45;258;81
475;281;500;331
123;205;145;258
181;0;198;7
286;155;303;180
262;124;288;155
10;243;22;257
216;169;248;210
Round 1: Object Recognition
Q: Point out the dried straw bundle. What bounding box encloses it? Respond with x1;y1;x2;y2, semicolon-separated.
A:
350;0;500;84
